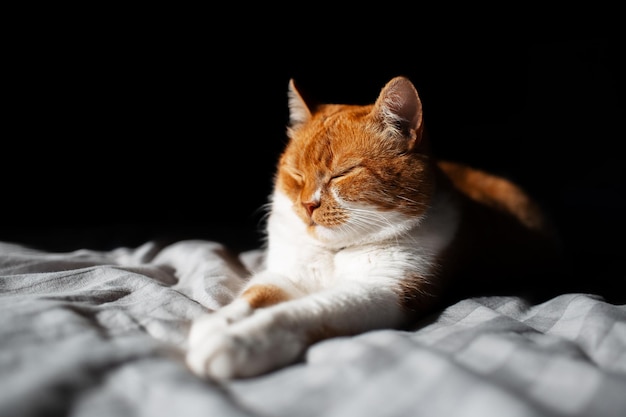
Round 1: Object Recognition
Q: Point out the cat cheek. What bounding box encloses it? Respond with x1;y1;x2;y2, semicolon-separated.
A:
314;204;350;228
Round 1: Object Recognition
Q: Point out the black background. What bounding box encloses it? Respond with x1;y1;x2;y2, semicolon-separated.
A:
3;11;624;300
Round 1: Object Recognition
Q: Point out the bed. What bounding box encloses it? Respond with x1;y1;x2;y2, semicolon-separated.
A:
1;238;625;417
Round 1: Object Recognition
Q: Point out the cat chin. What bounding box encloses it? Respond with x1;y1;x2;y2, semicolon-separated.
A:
312;218;423;250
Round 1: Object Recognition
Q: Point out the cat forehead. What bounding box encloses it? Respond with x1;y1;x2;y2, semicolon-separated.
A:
291;103;377;146
292;126;369;158
312;104;373;124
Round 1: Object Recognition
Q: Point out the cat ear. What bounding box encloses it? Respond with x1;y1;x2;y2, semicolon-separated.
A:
373;76;424;150
288;79;312;127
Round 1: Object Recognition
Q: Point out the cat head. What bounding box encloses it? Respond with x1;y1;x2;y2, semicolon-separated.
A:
274;76;435;248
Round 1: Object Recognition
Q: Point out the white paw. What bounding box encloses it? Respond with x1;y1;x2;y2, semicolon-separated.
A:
186;330;242;380
185;310;305;380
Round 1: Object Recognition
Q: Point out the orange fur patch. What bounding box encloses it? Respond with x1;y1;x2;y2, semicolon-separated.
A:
242;285;290;308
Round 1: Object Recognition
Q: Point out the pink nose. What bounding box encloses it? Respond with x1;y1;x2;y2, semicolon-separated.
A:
302;201;320;217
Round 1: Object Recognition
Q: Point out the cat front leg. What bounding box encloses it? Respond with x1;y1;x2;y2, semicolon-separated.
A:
185;278;405;380
186;270;309;379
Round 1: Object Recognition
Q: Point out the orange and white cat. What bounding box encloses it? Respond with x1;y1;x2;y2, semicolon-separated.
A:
186;76;562;380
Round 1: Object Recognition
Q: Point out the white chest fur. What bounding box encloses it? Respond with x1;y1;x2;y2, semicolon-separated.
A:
264;189;460;292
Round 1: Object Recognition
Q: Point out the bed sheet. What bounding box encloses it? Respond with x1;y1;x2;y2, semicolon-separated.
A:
1;240;624;417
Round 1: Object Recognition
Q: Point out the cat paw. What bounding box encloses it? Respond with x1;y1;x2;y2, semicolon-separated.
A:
185;311;304;380
186;330;243;380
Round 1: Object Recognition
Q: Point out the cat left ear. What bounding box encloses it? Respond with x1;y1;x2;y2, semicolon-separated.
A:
373;76;424;150
288;79;312;128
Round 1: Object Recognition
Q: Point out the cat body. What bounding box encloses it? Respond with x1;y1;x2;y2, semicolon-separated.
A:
186;76;562;380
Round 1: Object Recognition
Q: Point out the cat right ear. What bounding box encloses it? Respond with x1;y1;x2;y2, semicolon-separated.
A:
373;76;424;151
288;79;312;127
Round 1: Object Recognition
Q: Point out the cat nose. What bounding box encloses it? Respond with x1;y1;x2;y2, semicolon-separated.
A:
302;200;320;217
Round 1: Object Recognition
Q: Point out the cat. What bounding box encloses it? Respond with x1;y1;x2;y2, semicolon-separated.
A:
185;76;563;380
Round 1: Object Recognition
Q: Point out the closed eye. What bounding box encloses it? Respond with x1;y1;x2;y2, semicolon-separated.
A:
331;166;358;181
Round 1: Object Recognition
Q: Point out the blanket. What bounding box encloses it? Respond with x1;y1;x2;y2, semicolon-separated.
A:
1;239;625;417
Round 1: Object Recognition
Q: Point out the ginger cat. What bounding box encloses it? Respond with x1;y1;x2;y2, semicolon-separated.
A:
186;76;563;380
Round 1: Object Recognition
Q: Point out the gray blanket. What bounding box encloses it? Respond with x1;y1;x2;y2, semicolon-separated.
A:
1;240;625;417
